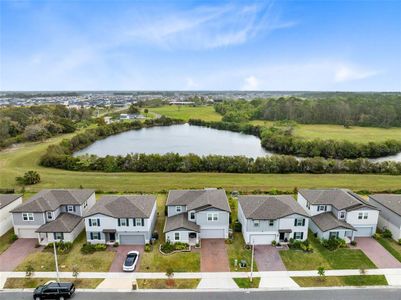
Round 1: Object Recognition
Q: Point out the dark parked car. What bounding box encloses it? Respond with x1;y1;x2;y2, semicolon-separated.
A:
33;282;75;300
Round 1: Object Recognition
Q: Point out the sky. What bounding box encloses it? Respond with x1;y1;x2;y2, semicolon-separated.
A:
1;0;400;91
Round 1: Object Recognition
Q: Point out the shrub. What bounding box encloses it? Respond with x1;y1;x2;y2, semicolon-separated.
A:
9;234;18;243
16;170;41;185
25;263;34;277
350;240;357;246
160;241;189;253
81;243;96;254
45;241;73;254
234;221;242;233
382;229;393;239
321;237;346;251
94;244;107;251
113;242;119;247
144;244;151;252
373;233;381;240
271;240;277;246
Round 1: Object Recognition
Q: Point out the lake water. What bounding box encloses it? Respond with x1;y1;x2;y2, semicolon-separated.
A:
74;123;271;158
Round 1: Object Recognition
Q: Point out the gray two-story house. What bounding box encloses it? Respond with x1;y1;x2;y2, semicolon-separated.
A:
164;189;230;245
11;189;96;245
84;195;157;245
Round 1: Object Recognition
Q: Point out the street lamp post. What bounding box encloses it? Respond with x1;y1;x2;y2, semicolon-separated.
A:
53;242;60;283
250;239;255;282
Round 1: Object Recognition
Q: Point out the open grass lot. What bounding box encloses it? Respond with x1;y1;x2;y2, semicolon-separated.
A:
1;130;401;194
377;237;401;262
292;275;388;287
250;120;401;143
3;278;103;289
0;229;15;254
234;277;260;288
139;195;200;272
15;233;115;272
280;233;376;270
149;105;222;122
137;279;200;289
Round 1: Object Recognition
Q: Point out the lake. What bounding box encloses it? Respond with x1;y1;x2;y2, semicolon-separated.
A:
74;124;271;158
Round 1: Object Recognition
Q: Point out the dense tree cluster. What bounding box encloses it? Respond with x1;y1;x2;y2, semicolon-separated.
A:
214;94;401;127
189;119;401;159
0;105;93;148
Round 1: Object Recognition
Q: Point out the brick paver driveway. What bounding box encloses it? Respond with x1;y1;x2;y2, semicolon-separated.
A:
201;239;230;272
254;245;286;271
109;245;144;272
0;239;40;271
355;237;401;268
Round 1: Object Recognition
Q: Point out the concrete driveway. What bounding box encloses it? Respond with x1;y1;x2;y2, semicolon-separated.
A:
109;245;144;272
254;245;286;271
0;238;41;271
200;239;230;272
355;237;401;268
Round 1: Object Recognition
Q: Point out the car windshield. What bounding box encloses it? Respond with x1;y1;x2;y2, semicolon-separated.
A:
124;253;137;266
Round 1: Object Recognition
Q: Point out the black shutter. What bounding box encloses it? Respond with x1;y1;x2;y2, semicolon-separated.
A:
73;206;76;212
90;232;93;240
98;218;100;226
89;219;92;226
118;218;121;226
294;219;297;226
141;218;144;226
317;206;320;212
302;219;305;226
133;218;136;226
126;218;129;226
300;232;304;239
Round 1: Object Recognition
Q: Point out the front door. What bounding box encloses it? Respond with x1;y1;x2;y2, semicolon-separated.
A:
279;232;285;241
108;232;116;242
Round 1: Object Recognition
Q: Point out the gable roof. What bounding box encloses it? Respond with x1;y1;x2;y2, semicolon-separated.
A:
36;213;82;233
238;195;308;220
369;194;401;217
0;194;22;210
85;195;156;218
299;189;377;211
11;189;95;213
164;213;200;233
166;189;230;212
311;212;356;232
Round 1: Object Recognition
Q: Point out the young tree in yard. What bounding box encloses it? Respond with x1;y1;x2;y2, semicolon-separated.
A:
16;170;41;185
317;266;326;281
144;108;149;116
72;265;79;279
165;267;175;288
25;263;34;278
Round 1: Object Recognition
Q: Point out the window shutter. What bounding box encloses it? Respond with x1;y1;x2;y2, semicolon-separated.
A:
317;206;320;212
324;206;327;211
89;219;92;226
73;206;76;212
133;218;136;226
118;219;121;226
98;218;100;226
126;218;129;226
90;232;93;240
301;232;304;239
53;233;57;239
141;218;144;226
302;219;305;226
294;219;297;226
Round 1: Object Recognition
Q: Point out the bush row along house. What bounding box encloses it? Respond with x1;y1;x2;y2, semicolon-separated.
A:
2;188;401;246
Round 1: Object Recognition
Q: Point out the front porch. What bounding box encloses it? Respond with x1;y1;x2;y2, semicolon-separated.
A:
103;229;117;245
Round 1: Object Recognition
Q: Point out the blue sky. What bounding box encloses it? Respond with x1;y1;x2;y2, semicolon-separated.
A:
1;0;400;91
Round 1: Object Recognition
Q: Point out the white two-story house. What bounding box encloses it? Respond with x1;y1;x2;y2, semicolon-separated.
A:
84;195;157;245
11;189;96;245
238;195;309;245
0;194;23;236
298;189;379;242
164;189;230;245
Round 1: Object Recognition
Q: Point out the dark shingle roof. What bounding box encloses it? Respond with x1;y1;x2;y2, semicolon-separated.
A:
238;195;308;220
369;194;401;216
85;195;156;218
0;194;22;210
164;213;200;233
11;189;95;213
311;212;355;232
166;189;230;212
299;189;377;211
36;213;82;233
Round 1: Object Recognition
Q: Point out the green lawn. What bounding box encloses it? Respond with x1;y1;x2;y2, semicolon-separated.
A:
0;229;15;254
234;277;260;288
280;232;376;270
4;278;103;289
137;279;200;289
149;105;222;122
377;237;401;262
139;195;200;272
15;232;115;272
292;275;388;287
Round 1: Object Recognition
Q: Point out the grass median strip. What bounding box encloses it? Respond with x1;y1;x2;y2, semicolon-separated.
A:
234;277;260;288
292;275;388;287
4;278;103;289
137;279;200;289
376;237;401;263
0;229;15;255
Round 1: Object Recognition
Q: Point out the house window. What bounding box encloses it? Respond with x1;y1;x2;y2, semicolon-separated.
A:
190;212;196;220
47;212;53;220
22;213;34;221
358;212;368;220
339;211;346;219
83;201;88;209
91;232;101;240
207;213;218;222
174;232;180;241
329;232;339;239
317;205;327;212
363;212;368;219
253;220;260;227
294;232;304;240
135;218;142;226
294;218;304;226
53;232;64;240
89;218;100;227
67;205;74;212
269;220;274;226
176;206;182;213
119;218;129;226
306;201;310;209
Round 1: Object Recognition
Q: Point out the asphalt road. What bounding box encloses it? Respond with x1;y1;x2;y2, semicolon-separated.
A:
1;289;401;300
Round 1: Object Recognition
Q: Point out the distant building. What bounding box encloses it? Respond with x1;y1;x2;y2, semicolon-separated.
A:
119;113;145;120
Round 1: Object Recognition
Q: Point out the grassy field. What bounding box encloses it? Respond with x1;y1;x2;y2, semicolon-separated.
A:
0;229;15;254
234;277;260;288
139;195;200;272
149;105;222;122
1;132;401;194
377;237;401;262
137;279;200;289
4;278;103;289
280;232;376;270
292;275;388;287
15;232;115;272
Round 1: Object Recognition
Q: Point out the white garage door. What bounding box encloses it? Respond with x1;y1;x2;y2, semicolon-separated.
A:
119;234;145;245
250;234;276;245
18;228;37;238
354;226;373;237
200;229;225;239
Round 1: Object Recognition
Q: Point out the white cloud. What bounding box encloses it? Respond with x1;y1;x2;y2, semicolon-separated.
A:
334;65;379;82
242;76;260;90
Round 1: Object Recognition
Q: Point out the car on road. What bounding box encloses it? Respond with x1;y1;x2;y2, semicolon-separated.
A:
33;282;75;300
123;250;140;271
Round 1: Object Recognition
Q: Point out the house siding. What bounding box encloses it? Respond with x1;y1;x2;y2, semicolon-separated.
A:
369;197;401;241
167;205;187;217
0;196;23;236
